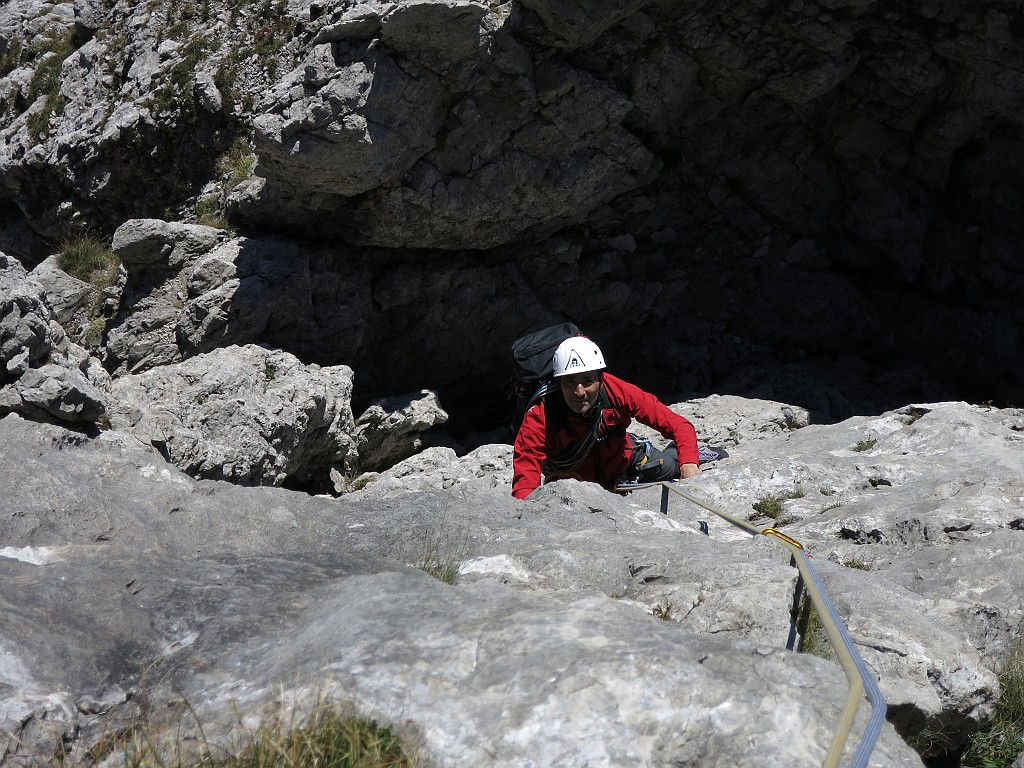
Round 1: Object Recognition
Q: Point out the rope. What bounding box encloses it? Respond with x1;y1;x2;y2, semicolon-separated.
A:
615;481;887;768
542;389;607;475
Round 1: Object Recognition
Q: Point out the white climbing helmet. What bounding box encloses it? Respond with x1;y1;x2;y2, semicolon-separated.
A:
552;337;606;378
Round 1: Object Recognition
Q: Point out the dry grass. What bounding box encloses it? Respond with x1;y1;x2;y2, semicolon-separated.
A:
109;691;423;768
57;235;121;289
961;642;1024;767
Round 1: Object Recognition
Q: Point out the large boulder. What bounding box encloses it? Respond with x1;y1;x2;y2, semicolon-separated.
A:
353;388;449;473
0;252;107;424
235;34;657;248
674;399;1024;756
104;219;231;374
0;410;921;768
104;218;371;375
28;255;99;335
106;344;356;487
1;253;63;382
356;397;1024;758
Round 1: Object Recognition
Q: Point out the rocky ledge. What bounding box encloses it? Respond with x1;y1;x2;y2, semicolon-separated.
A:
2;394;1022;767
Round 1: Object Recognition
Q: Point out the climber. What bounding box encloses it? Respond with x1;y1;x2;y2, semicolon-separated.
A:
511;336;702;499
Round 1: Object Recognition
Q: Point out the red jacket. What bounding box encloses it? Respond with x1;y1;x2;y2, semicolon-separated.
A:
512;373;699;499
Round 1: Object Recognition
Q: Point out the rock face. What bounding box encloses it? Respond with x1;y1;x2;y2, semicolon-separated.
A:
353;388;450;472
1;245;449;486
106;344;357;487
2;3;1024;761
246;39;656;249
0;253;107;425
1;0;1022;416
103;218;372;375
103;219;234;375
2;398;1023;767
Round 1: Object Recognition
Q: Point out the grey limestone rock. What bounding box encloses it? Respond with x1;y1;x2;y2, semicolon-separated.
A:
210;575;911;768
29;252;126;351
104;219;232;375
0;0;1021;298
348;441;512;497
2;3;1024;759
680;399;1024;755
0;252;107;424
353;388;449;473
626;392;812;452
2;0;1023;416
27;255;96;332
105;218;370;376
0;410;922;768
353;396;1024;758
106;344;357;487
1;254;55;380
250;50;448;200
212;0;659;248
512;0;655;48
1;361;106;422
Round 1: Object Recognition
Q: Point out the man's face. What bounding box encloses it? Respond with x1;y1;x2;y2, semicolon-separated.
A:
559;372;603;415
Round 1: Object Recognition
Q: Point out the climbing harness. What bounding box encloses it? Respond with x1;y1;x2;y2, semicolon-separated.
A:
613;480;887;768
617;433;673;485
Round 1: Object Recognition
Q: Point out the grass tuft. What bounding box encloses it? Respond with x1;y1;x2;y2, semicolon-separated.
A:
55;235;122;349
751;495;784;519
794;594;832;661
962;643;1024;768
749;488;805;521
111;682;421;768
652;603;674;621
25;30;77;139
57;235;121;289
218;710;412;768
418;548;461;586
195;196;233;230
216;134;256;186
1;38;24;78
907;722;957;761
413;498;468;585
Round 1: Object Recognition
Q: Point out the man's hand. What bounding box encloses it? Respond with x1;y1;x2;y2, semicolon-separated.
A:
680;463;701;479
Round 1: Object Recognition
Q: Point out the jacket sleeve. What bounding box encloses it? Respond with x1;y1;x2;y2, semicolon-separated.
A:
608;375;701;465
512;403;547;499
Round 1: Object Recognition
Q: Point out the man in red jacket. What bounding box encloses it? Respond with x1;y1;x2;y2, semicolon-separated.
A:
512;336;701;499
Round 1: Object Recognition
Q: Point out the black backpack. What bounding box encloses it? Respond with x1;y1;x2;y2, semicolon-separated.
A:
509;322;581;431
